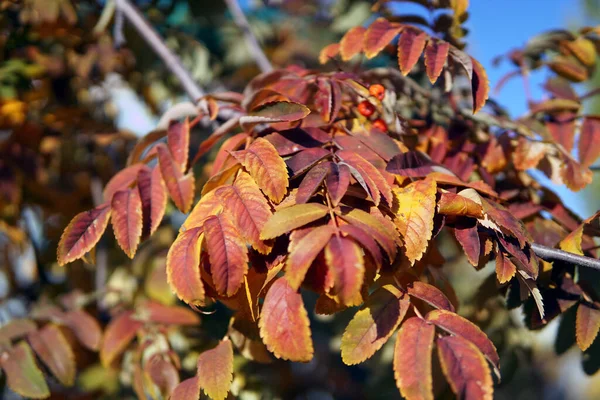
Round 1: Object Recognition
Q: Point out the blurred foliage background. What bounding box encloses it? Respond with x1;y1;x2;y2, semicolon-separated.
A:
1;0;600;398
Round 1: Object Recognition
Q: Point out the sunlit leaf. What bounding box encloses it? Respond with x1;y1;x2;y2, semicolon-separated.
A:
139;301;200;326
406;281;455;312
240;101;311;129
471;56;489;113
437;191;483;218
232;138;289;203
341;285;409;365
0;319;37;343
196;339;234;400
103;164;147;202
397;27;427;75
424;39;450;83
170;377;201;400
337;207;398;260
138;166;167;238
495;251;517;284
325;236;364;306
576;303;600;351
394;317;435;400
156;143;195;213
579;117;600;167
286;225;336;289
167;118;190;173
166;228;205;305
111;188;143;258
261;203;329;240
259;278;313;362
57;204;111;265
394;178;437;264
182;190;223;231
364;18;402;59
319;43;340;64
340;26;366;61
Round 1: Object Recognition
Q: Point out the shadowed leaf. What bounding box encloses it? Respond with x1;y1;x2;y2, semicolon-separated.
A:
0;341;49;399
156;143;195;213
326;236;365;306
406;282;455;312
394;317;435;400
437;336;493;400
579;117;600;167
103;164;148;202
326;162;351;206
341;285;409;365
296;162;329;204
471;57;489;113
576;303;600;351
0;319;37;343
338;150;392;205
196;339;234;400
63;310;102;351
170;377;201;400
100;310;142;367
167;118;190;173
259;278;313;361
240;101;310;129
455;224;480;266
286;148;330;177
204;214;249;296
57;204;111;265
140;301;200;326
28;324;75;386
138;166;167;238
286;225;336;289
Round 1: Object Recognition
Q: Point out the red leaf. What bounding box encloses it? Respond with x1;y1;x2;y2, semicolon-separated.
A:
576;302;600;351
166;228;205;305
338;150;392;205
397;28;427;75
325;162;351;207
231;138;289;203
216;172;273;254
100;310;142;367
57;204;111;265
103;163;147;202
547;112;576;152
394;317;435;400
0;341;49;399
364;18;402;59
28;324;75;386
424;39;450;83
203;214;249;296
182;190;223;231
111;188;143;258
455;224;480;266
296;162;329;204
156;143;195;213
170;377;201;400
471;57;489;114
144;354;179;397
406;281;455;312
210;133;248;176
339;224;383;269
340;26;366;61
140;301;200;326
337;208;398;261
259;278;313;361
561;158;593;191
426;309;499;375
286;225;336;289
579;116;600;167
137;166;167;238
437;336;493;400
167;118;190;172
286;148;330;177
196;339;234;400
325;236;365;306
63;310;102;351
341;285;409;365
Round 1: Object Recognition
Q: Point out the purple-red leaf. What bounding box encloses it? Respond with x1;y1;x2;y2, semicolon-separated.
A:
424;39;450;83
406;281;455;312
579;116;600;167
57;204;111;265
156;143;195;213
138;166;167;238
111;188;143;258
100;310;142;367
167;118;190;173
397;28;427;75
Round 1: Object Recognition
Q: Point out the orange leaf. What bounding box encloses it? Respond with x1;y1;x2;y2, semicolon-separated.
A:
471;56;489;114
495;251;516;284
182;190;223;231
437;191;483;218
203;214;249;296
144;354;179;398
319;43;340;64
103;163;147;202
337;208;398;261
549;57;589;82
167;118;190;173
261;203;329;240
341;285;409;365
111;188;143;258
0;341;49;399
139;301;200;326
424;39;449;83
325;236;365;306
394;317;435;400
170;377;201;400
426;309;499;375
138;166;167;238
166;228;205;305
339;224;383;269
340;26;366;61
579;116;600;167
232;138;289;203
216;172;273;254
100;310;142;367
406;281;455;312
286;225;336;289
156;143;195;213
397;27;427;75
240;101;311;130
576;303;600;351
394;178;437;264
210;132;248;176
338;150;392;206
364;18;402;59
196;339;234;400
57;204;111;265
437;336;493;400
28;324;75;386
259;277;313;361
62;310;102;351
561;158;593;191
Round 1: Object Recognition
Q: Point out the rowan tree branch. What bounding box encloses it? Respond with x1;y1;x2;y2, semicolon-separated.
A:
531;243;600;271
114;0;205;101
224;0;273;73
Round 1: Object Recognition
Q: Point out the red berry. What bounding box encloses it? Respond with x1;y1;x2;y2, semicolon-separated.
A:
357;100;375;117
373;118;388;132
369;84;385;100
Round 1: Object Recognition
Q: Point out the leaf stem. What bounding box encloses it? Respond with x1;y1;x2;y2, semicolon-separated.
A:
531;243;600;271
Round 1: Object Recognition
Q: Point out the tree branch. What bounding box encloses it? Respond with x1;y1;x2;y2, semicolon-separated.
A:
531;243;600;271
224;0;273;73
114;0;205;101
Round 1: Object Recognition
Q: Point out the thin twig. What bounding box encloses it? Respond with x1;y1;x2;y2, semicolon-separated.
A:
531;243;600;271
114;0;205;101
224;0;273;73
90;177;108;311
